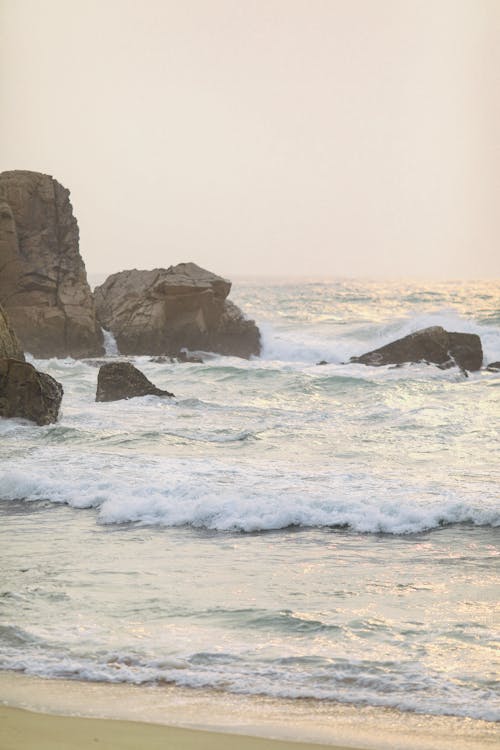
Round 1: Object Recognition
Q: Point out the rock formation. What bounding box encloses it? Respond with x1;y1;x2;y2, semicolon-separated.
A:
94;263;261;358
350;326;483;372
96;362;175;402
0;358;63;424
0;304;24;360
0;170;104;358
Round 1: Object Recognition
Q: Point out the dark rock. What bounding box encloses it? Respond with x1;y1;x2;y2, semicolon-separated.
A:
0;171;104;358
316;360;328;366
94;263;261;358
177;350;204;363
96;362;174;402
0;304;24;360
0;358;63;425
486;361;500;372
350;326;483;371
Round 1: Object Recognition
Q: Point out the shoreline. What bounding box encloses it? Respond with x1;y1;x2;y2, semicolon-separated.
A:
0;671;498;750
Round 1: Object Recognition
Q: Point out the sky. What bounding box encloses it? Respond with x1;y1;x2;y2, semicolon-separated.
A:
1;0;499;279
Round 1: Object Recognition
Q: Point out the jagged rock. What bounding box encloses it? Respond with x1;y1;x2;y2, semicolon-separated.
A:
350;326;483;371
0;358;63;425
149;356;172;364
94;263;261;358
0;171;104;358
0;304;24;360
96;362;174;402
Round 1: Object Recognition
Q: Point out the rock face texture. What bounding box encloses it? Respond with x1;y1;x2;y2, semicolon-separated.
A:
94;263;261;358
96;362;174;402
350;326;483;372
0;304;24;360
0;170;104;358
0;358;63;424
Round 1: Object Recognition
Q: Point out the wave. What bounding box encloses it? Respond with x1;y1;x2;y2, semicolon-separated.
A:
1;453;498;534
1;643;498;721
259;310;500;366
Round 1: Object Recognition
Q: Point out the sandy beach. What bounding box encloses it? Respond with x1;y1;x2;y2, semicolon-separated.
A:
1;704;353;750
1;672;498;750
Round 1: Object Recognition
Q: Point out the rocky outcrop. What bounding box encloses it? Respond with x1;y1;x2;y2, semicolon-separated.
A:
0;304;24;360
350;326;483;372
0;358;63;424
94;263;261;358
486;361;500;372
0;171;104;358
96;362;174;402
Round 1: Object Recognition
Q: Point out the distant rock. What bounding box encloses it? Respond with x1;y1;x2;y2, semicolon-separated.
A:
148;351;204;364
349;326;483;372
0;304;24;361
96;362;174;402
486;361;500;372
0;358;63;425
0;170;104;358
94;263;261;358
177;350;204;363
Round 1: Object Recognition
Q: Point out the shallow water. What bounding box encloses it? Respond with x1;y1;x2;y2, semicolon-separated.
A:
1;279;499;722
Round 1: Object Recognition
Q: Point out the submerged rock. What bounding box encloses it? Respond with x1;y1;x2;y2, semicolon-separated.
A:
349;326;483;372
94;263;261;358
96;362;174;402
0;358;63;425
0;170;104;358
0;304;24;361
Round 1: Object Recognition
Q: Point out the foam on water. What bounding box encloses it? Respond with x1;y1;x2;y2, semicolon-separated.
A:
0;452;498;533
260;309;500;366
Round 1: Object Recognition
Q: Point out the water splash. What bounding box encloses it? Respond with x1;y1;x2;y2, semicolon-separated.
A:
101;328;119;356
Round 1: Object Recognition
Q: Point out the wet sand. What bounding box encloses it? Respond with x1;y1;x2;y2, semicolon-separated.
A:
0;705;357;750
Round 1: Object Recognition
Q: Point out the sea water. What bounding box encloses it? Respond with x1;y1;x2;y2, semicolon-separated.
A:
0;279;499;729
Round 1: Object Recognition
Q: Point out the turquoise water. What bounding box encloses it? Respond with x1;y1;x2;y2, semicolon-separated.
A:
0;279;499;721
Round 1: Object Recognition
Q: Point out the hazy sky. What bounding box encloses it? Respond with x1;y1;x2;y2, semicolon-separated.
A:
1;0;499;279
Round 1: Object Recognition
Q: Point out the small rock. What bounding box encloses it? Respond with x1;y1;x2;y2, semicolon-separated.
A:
0;358;63;425
486;361;500;372
177;350;204;363
316;360;328;366
96;362;174;402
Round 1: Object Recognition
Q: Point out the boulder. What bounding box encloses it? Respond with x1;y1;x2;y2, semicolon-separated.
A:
486;361;500;372
96;362;174;402
0;304;24;361
0;170;104;358
0;358;63;425
94;263;261;358
350;326;483;371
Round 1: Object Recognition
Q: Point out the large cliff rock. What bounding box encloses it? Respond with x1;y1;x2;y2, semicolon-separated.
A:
0;358;63;425
94;263;261;358
0;171;104;358
0;303;24;360
350;326;483;372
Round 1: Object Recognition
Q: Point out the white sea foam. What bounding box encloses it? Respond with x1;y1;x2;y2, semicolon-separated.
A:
1;454;498;533
260;310;500;366
2;645;498;721
101;327;120;356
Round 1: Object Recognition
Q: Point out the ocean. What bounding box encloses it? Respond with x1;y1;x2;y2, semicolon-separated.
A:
1;278;499;736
